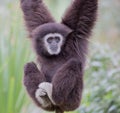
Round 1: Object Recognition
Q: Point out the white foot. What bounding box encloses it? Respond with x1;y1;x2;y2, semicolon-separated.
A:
35;88;46;106
36;82;56;105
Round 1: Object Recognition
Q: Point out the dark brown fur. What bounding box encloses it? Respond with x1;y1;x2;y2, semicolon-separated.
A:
20;0;98;113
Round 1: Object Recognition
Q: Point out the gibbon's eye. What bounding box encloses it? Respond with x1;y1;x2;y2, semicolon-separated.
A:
47;37;53;43
55;36;60;43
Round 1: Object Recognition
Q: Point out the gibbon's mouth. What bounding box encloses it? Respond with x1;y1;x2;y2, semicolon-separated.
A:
48;46;61;55
50;46;58;52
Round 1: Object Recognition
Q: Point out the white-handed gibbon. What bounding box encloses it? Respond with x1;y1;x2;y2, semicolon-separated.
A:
20;0;98;113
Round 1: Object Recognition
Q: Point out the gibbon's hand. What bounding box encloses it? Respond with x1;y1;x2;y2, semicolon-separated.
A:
35;82;56;105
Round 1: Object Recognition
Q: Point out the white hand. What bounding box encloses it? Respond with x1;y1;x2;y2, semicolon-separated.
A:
38;82;56;105
35;88;47;107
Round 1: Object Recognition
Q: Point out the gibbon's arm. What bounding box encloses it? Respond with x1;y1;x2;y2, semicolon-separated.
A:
52;59;83;106
20;0;55;35
62;0;98;38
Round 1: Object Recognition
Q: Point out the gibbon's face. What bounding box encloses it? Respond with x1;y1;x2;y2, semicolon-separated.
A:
32;23;72;57
43;33;64;55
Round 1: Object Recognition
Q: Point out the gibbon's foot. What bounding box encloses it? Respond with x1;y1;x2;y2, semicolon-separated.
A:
35;88;48;107
24;62;39;75
36;82;56;105
35;82;55;108
36;87;47;97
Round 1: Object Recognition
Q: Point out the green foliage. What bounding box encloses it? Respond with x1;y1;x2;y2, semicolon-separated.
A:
0;1;33;113
80;44;120;113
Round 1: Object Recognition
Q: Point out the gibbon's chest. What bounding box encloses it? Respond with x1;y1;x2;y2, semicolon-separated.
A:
41;60;64;82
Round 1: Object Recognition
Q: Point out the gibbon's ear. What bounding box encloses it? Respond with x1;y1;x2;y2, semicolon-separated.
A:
20;0;55;36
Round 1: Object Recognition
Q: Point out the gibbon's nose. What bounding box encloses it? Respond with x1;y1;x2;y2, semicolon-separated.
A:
51;40;59;46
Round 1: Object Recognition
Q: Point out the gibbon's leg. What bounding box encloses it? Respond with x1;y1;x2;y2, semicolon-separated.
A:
20;0;55;35
24;62;46;106
52;59;83;111
24;62;55;111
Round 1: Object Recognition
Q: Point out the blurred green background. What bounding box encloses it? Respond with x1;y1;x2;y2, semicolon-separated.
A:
0;0;120;113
